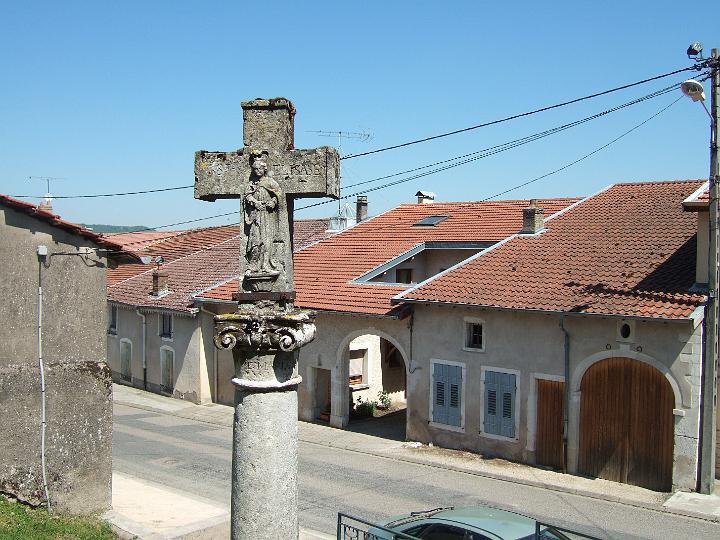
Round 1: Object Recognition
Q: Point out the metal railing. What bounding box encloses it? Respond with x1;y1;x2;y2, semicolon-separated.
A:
337;513;420;540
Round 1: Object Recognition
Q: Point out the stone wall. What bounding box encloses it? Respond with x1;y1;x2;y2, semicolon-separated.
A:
0;205;112;513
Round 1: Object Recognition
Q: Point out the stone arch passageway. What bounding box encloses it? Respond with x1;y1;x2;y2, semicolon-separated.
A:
323;328;410;440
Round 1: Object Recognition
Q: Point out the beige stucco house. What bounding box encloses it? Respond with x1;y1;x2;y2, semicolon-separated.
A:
114;180;716;493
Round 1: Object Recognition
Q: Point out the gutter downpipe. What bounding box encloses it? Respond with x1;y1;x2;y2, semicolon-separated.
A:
136;310;147;390
37;248;51;511
559;315;570;473
199;306;219;401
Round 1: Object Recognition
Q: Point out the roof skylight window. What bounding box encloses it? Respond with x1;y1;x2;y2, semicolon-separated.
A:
413;215;449;226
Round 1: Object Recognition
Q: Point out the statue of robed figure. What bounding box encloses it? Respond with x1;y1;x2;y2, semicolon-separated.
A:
244;150;283;281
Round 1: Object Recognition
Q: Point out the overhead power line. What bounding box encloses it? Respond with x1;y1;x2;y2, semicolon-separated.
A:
104;92;683;233
115;83;690;231
295;93;684;212
343;81;680;190
11;184;193;199
482;96;684;200
11;78;683;201
341;65;701;160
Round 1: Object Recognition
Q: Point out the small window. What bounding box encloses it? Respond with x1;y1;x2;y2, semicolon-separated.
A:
349;348;367;385
108;305;118;335
413;215;449;226
483;370;516;438
465;322;483;350
396;268;413;284
120;340;132;382
160;313;173;339
160;347;174;393
432;362;463;428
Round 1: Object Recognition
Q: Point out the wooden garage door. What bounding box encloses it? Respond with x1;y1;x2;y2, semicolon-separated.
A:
536;379;565;470
579;357;674;491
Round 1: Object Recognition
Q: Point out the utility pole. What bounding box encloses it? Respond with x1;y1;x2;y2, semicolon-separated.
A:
698;47;719;494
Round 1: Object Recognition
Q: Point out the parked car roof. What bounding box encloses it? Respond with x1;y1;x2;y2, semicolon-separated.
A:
385;506;537;539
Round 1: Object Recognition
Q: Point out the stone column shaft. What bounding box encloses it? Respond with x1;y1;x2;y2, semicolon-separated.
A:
231;361;299;539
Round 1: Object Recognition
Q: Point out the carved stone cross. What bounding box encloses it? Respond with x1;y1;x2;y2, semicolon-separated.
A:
195;98;339;297
194;98;338;539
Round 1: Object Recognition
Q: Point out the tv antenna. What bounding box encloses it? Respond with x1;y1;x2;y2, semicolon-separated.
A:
307;130;372;211
28;176;66;211
28;176;66;195
306;130;372;157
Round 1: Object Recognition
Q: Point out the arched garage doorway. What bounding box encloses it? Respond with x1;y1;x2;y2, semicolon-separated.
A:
578;357;674;491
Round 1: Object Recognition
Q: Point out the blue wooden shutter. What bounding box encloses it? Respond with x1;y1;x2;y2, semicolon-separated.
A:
447;365;462;427
499;373;517;438
433;363;462;427
484;370;500;435
432;363;448;425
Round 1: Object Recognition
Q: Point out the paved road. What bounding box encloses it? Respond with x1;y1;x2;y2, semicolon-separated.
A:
113;402;720;539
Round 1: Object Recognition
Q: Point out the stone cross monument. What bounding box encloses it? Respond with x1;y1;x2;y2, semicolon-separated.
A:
195;98;339;539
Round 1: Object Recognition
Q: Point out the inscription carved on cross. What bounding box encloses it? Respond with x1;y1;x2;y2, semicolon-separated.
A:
195;98;339;299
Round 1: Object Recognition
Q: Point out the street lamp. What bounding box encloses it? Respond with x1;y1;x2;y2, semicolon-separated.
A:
682;45;719;494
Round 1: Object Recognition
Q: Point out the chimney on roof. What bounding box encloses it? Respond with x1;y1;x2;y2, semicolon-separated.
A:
416;190;436;204
151;267;169;296
356;195;368;222
38;194;53;213
521;199;544;234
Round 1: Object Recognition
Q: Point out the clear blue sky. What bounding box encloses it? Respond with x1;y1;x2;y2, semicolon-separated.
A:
0;1;715;229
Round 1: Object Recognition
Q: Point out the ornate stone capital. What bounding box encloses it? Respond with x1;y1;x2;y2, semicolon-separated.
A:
214;308;316;353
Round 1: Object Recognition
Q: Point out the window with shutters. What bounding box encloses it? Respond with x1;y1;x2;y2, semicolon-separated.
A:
160;346;175;393
431;360;464;430
119;339;132;382
462;317;485;352
482;368;518;439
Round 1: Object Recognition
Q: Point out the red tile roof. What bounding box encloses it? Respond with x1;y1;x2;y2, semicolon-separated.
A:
106;225;240;286
109;236;240;313
107;219;333;311
105;230;185;251
0;194;124;252
196;199;579;316
399;181;706;320
294;218;336;250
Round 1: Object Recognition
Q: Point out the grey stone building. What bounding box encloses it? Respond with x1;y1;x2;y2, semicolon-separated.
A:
0;194;132;513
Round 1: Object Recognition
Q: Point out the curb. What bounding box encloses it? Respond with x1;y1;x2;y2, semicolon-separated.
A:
114;397;720;524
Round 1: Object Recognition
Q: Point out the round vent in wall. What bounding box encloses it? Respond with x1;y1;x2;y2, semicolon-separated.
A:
620;323;631;339
616;320;636;343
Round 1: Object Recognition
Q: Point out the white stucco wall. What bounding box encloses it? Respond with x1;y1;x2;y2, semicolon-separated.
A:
298;312;412;428
107;307;213;404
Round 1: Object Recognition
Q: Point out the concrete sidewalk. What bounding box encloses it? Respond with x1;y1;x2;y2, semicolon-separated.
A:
107;471;333;539
111;383;720;534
